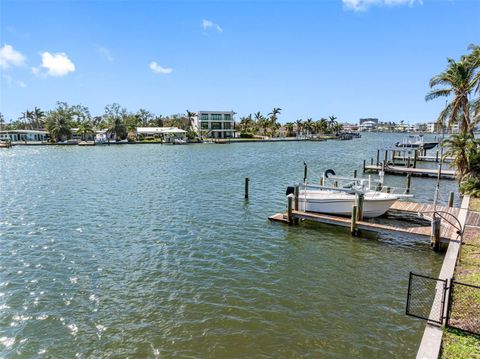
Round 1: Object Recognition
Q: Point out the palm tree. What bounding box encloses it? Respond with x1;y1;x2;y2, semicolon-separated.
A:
267;108;281;137
32;107;45;129
426;57;477;134
285;122;294;137
318;118;328;134
443;132;476;182
186;110;197;133
136;109;153;126
76;121;94;141
46;113;71;142
295;119;303;136
104;103;127;141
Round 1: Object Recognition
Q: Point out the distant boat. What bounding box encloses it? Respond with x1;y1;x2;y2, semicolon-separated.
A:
396;135;438;150
173;138;187;145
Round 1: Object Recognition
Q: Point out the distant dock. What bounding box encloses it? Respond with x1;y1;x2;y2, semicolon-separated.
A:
363;164;456;179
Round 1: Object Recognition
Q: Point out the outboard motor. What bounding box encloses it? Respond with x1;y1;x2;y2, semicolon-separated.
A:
285;186;295;196
324;169;336;178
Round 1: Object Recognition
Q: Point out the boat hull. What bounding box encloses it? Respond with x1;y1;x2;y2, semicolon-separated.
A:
297;192;397;218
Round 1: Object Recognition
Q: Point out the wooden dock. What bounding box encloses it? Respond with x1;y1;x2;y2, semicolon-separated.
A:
269;200;463;244
364;164;456;179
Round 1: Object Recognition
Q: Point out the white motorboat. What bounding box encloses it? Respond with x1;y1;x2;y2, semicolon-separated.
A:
287;172;409;218
297;188;399;218
395;135;438;150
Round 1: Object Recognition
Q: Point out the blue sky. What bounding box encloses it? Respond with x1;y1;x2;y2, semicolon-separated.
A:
0;0;479;124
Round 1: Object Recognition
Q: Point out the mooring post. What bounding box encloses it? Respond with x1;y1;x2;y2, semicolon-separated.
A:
431;216;441;251
244;177;249;199
303;162;308;183
287;194;293;224
353;169;357;178
435;150;439;162
406;155;411;168
362;160;366;173
376;150;380;166
392;150;396;162
448;191;454;207
294;185;299;211
413;150;418;168
356;193;364;221
370;158;373;165
351;205;358;236
384;149;388;164
405;174;412;194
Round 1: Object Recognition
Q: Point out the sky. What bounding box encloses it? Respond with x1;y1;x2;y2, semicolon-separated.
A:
0;0;479;124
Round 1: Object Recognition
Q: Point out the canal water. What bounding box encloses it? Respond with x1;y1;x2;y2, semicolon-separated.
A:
0;133;454;357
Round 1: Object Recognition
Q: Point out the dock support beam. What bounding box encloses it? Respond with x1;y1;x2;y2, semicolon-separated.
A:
431;217;441;251
351;205;358;236
287;194;293;224
244;177;249;199
448;192;454;208
356;194;364;221
405;174;412;194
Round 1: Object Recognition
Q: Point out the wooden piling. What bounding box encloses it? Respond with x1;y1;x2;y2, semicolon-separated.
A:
405;174;412;194
448;192;454;208
376;150;380;166
370;158;373;165
413;150;418;168
356;193;364;221
294;185;299;211
353;169;357;178
351;205;358;236
363;160;366;173
435;150;439;162
244;177;249;199
406;155;411;168
384;149;388;164
431;217;441;251
287;194;293;224
303;163;308;183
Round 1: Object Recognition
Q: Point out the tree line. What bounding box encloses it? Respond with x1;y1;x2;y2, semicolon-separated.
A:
237;108;342;138
427;44;480;196
0;103;198;142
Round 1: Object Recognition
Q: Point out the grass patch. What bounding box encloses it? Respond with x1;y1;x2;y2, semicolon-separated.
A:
442;328;480;359
441;226;480;358
470;198;480;212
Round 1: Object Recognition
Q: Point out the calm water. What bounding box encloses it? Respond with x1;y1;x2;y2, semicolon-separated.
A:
0;133;454;358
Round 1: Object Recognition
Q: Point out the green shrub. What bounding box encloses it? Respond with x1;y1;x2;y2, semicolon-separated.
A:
460;176;480;197
240;132;254;138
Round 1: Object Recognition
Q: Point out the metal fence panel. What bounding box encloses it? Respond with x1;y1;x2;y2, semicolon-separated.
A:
406;272;447;324
447;281;480;335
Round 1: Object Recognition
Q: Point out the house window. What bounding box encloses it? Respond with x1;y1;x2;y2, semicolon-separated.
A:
224;114;231;121
201;114;209;121
211;122;221;130
201;122;209;129
211;114;222;121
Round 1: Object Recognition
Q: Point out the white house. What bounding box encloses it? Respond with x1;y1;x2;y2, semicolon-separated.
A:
358;121;377;132
194;111;236;139
0;130;48;143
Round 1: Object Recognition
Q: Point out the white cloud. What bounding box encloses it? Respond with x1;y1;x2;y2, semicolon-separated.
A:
201;19;223;33
36;52;75;77
98;47;114;62
342;0;422;11
149;61;173;74
0;44;26;69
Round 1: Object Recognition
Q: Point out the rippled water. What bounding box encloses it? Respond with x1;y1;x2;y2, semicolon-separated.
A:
0;133;451;357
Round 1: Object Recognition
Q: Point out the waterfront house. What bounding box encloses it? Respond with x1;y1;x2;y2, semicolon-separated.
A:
0;130;48;143
136;127;187;143
194;111;236;139
358;121;377;132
